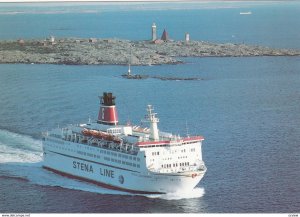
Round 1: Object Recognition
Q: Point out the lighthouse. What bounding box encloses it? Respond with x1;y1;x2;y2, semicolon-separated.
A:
185;33;190;42
97;92;118;125
152;23;157;41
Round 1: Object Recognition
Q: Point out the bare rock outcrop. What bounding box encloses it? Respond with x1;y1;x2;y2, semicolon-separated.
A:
1;38;299;65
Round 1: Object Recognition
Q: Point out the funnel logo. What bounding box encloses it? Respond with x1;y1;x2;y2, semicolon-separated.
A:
102;107;105;119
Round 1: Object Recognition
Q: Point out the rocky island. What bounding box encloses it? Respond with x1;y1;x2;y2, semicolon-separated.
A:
1;37;300;65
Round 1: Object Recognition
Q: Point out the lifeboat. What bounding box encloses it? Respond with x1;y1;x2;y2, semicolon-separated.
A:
82;128;93;136
81;128;121;144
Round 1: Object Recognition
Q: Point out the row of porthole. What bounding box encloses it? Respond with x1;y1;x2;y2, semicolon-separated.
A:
107;157;140;168
76;151;141;168
162;162;190;168
77;150;100;159
77;144;140;161
49;142;142;165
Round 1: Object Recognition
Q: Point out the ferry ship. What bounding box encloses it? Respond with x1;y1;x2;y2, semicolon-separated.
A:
42;92;206;194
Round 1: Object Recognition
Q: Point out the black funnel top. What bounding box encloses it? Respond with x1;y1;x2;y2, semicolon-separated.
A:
101;92;116;106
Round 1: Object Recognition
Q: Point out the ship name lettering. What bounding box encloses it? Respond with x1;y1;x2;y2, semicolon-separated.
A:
73;161;94;173
99;168;114;178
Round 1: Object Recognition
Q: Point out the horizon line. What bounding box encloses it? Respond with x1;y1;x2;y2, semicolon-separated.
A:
0;0;294;3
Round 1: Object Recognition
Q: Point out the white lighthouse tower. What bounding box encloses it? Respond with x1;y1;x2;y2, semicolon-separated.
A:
185;33;190;42
152;23;157;41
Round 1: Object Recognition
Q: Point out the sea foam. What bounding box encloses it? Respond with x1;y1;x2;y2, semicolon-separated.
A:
0;129;42;163
146;187;205;200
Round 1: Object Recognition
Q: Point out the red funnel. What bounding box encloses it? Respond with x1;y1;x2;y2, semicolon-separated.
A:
97;92;118;125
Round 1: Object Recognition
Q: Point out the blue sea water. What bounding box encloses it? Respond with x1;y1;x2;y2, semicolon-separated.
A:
0;1;300;213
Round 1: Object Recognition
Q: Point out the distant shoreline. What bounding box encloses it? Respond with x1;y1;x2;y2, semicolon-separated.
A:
1;37;299;66
0;0;292;3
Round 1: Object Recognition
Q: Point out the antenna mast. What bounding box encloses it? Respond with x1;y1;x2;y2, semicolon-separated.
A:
144;105;159;141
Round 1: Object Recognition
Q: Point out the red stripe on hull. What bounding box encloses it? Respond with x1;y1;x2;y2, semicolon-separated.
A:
43;166;163;195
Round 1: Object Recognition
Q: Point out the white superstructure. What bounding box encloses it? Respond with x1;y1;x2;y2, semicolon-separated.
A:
42;92;206;194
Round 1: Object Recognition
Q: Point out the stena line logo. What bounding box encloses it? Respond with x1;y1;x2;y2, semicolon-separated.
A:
73;161;115;178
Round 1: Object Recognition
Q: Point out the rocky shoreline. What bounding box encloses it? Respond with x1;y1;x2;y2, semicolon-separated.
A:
1;38;300;65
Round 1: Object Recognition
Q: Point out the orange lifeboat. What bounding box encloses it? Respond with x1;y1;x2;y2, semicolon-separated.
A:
82;128;92;136
81;128;121;144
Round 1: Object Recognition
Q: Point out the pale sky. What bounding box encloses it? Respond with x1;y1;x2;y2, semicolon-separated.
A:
0;0;273;3
0;0;183;2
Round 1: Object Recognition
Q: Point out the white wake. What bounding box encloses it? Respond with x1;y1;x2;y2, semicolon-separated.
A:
0;129;43;163
0;129;127;195
146;187;205;200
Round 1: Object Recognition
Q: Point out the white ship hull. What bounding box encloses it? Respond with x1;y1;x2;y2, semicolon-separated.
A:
42;92;207;194
43;139;205;194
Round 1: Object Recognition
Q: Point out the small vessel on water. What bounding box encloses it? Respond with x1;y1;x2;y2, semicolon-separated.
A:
122;47;148;79
121;64;148;79
121;64;201;81
42;92;206;194
240;11;252;15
